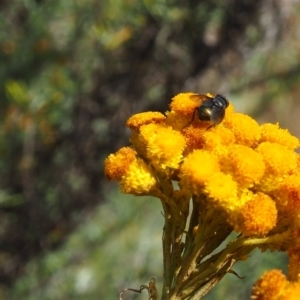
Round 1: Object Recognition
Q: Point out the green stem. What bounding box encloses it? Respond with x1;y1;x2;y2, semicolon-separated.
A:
160;200;173;300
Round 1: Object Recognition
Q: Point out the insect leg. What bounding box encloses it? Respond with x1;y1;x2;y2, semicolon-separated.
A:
183;107;199;129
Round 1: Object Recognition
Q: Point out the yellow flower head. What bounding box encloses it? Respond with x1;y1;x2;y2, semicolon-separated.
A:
180;150;220;195
120;158;158;195
223;113;261;147
257;142;297;176
104;147;137;180
260;123;300;150
257;142;298;192
204;172;238;209
134;123;186;173
235;193;277;236
222;145;265;188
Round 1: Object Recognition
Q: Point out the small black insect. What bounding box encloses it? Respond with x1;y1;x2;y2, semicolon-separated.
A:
186;94;229;129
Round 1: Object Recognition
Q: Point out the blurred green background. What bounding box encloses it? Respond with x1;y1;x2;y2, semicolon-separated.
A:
1;0;300;299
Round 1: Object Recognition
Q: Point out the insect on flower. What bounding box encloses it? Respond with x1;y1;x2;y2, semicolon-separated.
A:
186;94;229;129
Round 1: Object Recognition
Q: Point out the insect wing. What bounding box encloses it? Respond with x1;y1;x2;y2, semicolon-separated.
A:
189;93;209;103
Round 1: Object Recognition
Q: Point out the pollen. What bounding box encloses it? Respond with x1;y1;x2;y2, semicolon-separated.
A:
104;147;137;180
126;111;166;130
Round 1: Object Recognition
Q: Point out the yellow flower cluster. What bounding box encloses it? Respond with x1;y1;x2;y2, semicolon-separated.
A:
104;92;300;299
104;93;300;238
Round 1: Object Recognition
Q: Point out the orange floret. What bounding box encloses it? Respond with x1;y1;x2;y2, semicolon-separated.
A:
126;111;166;130
260;123;300;151
180;150;220;195
223;113;261;147
104;147;137;180
120;158;157;195
236;193;277;236
222;145;265;188
252;269;287;300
